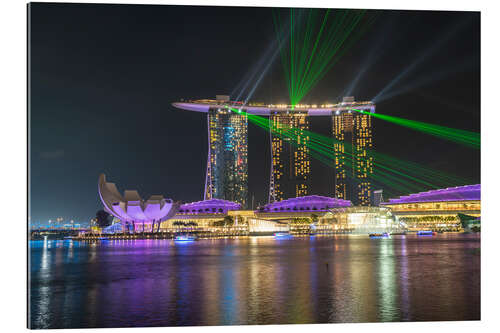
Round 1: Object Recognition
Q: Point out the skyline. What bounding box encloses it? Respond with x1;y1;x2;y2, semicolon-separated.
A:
29;4;480;222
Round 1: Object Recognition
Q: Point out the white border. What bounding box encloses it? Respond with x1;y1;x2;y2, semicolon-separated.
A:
1;0;499;332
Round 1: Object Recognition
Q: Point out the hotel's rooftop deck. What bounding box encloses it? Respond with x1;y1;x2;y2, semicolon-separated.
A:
172;99;375;116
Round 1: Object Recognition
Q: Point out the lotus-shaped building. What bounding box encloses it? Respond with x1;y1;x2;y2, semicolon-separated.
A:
98;174;179;232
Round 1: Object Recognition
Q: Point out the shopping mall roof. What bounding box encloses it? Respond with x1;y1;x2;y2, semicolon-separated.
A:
381;184;481;205
259;195;351;213
178;199;241;214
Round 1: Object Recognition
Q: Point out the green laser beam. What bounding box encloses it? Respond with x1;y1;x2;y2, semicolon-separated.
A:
352;109;480;149
273;9;374;106
227;107;471;196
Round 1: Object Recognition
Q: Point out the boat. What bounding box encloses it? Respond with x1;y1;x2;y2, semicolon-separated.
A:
274;232;293;239
174;234;197;242
416;230;436;236
369;232;390;239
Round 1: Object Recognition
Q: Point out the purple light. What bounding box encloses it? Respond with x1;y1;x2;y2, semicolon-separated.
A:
260;195;351;212
381;184;480;205
172;101;375;116
178;199;241;215
98;174;178;225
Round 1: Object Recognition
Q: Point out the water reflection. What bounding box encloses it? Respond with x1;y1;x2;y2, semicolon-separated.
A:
29;234;480;328
377;239;397;321
399;236;410;320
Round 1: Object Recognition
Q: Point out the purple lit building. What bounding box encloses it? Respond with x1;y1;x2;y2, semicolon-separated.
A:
259;195;351;213
178;199;241;215
98;174;180;233
381;184;481;231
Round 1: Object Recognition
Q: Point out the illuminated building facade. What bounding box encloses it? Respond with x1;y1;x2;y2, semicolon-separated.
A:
269;111;311;202
332;97;375;206
98;174;179;233
160;200;288;234
381;184;481;231
205;106;248;207
259;195;350;213
329;206;406;234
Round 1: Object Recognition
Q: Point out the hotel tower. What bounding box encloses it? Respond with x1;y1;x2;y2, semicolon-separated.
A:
332;97;375;206
268;111;311;203
205;96;248;207
173;96;374;206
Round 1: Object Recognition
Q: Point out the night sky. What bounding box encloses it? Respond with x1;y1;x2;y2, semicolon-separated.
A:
29;3;480;223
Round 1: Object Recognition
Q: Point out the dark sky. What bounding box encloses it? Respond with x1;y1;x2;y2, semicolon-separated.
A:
29;3;480;223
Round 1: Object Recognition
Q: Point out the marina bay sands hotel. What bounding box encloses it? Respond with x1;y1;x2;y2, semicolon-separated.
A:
173;95;375;208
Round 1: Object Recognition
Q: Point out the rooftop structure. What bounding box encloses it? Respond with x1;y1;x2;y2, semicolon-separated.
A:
381;184;481;231
172;98;375;116
259;195;351;213
178;199;241;215
382;184;480;204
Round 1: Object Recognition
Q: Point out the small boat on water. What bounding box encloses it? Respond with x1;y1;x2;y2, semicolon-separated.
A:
174;234;197;242
417;230;436;236
274;232;293;239
369;232;390;239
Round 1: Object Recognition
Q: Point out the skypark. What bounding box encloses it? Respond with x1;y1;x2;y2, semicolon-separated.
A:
172;96;375;116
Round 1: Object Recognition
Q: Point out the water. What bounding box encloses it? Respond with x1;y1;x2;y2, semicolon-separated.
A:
29;234;480;328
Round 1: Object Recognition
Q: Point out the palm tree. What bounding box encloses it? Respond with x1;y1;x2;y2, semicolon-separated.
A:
172;221;185;231
223;215;234;227
156;219;163;233
234;215;246;226
213;220;224;227
186;221;198;232
95;210;112;228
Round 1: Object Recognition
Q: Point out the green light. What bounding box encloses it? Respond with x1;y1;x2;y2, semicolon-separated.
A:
352;109;480;149
273;9;376;105
227;107;471;196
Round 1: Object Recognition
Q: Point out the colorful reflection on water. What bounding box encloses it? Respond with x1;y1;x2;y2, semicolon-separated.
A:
29;234;480;328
